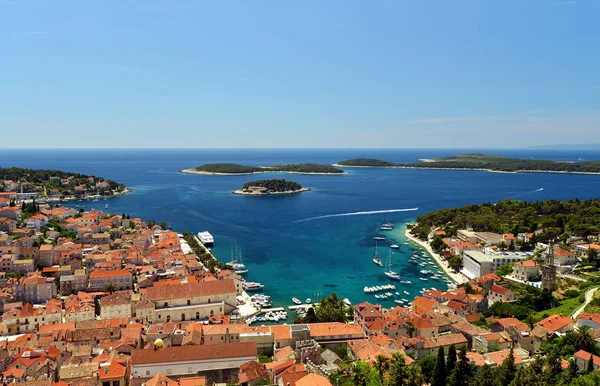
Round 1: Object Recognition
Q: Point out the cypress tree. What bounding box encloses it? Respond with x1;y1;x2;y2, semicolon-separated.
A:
497;348;516;386
587;354;594;373
447;344;457;372
433;346;446;386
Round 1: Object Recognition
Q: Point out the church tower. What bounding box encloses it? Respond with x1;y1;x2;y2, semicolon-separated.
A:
541;243;557;292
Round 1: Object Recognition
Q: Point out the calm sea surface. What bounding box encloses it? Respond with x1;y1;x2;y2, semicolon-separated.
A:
2;148;600;310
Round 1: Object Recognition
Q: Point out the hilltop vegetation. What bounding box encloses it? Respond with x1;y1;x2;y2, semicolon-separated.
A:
336;158;396;167
409;198;600;241
240;179;304;193
0;167;126;198
189;163;343;174
337;153;600;173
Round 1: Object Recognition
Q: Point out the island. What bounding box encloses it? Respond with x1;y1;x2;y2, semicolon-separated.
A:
335;153;600;174
0;166;128;201
181;163;345;175
233;179;310;195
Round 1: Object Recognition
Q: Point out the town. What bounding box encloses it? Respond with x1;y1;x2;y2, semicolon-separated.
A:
2;187;600;385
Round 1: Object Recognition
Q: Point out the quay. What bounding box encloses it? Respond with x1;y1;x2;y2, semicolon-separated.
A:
258;307;285;314
288;304;318;311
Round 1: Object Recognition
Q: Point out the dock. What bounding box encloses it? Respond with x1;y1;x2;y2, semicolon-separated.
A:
288;303;319;311
258;307;285;314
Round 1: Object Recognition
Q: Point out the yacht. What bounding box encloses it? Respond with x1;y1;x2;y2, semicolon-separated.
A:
380;224;393;231
228;241;247;273
197;231;214;246
390;244;400;249
373;236;386;241
243;282;264;291
400;280;412;284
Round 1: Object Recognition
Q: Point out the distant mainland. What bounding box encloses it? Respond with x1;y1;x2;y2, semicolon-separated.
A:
232;179;309;196
181;163;345;175
334;153;600;174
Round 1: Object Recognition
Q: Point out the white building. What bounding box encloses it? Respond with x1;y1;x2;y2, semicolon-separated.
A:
462;250;527;279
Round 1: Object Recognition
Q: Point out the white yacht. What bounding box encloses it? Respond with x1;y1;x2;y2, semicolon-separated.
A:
372;241;383;266
197;231;214;246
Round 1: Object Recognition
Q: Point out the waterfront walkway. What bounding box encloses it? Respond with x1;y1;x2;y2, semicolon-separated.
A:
404;226;469;285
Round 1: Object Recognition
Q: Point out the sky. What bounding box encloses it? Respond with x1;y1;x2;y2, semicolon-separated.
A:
1;0;598;148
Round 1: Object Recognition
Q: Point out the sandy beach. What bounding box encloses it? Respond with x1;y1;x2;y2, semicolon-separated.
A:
404;225;469;284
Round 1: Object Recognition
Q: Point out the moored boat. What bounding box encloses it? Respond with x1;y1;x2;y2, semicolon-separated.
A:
292;297;302;305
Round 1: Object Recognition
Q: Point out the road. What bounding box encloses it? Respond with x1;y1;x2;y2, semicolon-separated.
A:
570;285;600;319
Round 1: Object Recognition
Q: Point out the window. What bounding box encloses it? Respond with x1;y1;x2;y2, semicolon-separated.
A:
188;367;192;373
187;299;191;305
167;369;172;375
146;371;150;376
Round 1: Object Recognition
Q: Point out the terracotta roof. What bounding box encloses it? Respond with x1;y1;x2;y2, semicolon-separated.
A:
144;280;236;301
306;322;364;339
238;361;269;384
577;313;600;325
422;333;467;349
535;314;573;332
554;248;575;257
145;373;178;386
486;349;523;366
492;318;523;329
574;350;600;366
177;377;207;386
515;260;537;267
131;342;256;365
90;269;132;279
490;285;512;295
296;373;333;386
98;361;127;380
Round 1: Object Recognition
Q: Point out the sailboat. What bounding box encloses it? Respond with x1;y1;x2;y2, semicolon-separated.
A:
380;214;394;230
384;250;401;280
228;241;248;274
372;241;383;266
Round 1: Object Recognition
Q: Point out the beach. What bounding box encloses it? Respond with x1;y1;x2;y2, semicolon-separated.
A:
404;225;469;284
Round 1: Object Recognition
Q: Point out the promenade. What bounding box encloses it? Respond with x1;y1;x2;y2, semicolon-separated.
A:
404;225;469;285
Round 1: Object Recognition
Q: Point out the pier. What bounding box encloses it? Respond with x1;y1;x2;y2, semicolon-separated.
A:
288;303;319;311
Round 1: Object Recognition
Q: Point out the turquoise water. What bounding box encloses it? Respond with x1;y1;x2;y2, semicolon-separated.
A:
3;148;600;311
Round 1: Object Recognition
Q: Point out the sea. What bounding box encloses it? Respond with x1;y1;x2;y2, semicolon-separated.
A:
2;148;600;313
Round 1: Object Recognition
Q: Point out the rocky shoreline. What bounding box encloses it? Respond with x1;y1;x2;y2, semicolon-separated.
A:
332;164;600;175
232;188;311;196
181;168;345;176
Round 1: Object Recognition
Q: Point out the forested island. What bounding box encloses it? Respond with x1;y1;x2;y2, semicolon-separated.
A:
409;198;600;242
0;167;128;200
233;179;309;195
336;153;600;174
181;163;344;175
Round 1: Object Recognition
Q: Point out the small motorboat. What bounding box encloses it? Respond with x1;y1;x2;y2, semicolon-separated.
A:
292;297;302;305
306;298;312;304
390;244;400;249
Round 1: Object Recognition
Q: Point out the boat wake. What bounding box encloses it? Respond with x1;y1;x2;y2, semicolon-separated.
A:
535;188;544;191
294;208;419;223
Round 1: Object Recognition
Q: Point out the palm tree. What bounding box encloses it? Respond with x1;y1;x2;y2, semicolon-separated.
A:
574;325;597;352
374;354;390;382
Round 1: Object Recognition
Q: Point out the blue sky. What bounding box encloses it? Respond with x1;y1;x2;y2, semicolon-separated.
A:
1;0;598;148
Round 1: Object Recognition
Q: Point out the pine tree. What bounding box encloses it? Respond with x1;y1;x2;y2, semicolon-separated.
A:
472;364;495;386
433;346;446;386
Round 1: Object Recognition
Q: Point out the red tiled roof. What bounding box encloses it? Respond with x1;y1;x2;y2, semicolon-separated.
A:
131;342;256;365
144;280;236;301
535;314;573;332
89;269;132;279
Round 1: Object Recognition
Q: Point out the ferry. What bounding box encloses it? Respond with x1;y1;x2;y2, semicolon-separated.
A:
242;282;264;291
197;231;214;246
